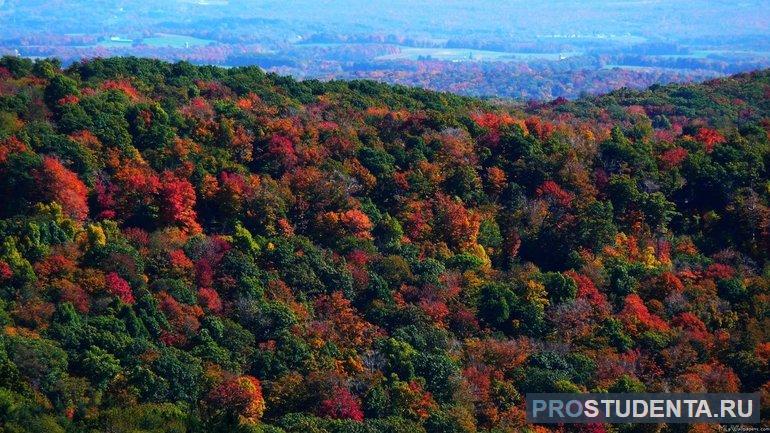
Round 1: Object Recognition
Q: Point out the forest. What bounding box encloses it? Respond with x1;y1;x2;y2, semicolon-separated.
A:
0;56;769;432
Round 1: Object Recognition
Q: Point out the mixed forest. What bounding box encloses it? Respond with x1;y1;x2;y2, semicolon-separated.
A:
0;56;769;432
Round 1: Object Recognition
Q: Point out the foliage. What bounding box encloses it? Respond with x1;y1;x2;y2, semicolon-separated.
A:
0;57;768;432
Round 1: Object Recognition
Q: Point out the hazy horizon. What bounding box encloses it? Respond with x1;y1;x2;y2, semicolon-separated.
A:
2;1;769;38
2;0;770;99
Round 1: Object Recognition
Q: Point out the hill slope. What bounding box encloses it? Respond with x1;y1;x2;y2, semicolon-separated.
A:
0;57;769;432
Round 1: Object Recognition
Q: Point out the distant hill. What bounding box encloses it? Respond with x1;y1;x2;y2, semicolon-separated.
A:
1;1;769;99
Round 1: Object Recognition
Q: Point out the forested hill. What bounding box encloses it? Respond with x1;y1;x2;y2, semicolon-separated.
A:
0;57;769;432
555;70;770;127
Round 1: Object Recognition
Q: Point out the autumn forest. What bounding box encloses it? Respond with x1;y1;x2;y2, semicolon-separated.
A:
0;56;769;432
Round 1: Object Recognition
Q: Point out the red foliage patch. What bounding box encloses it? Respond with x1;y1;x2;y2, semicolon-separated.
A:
659;147;688;169
695;127;725;152
0;260;12;281
525;116;555;139
318;386;364;422
105;272;135;305
35;156;89;221
673;312;711;344
57;95;80;105
159;171;201;234
566;271;610;316
268;134;298;169
705;263;735;280
59;280;90;313
198;287;223;314
537;180;573;207
207;375;266;422
0;136;29;164
620;294;669;333
102;79;140;101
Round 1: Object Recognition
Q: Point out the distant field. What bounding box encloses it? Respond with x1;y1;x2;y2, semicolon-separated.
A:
376;47;583;62
144;34;216;48
600;65;721;75
657;49;770;59
537;33;648;44
95;33;216;49
297;43;583;62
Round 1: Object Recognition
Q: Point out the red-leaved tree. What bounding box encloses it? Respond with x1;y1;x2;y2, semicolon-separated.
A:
207;375;266;423
159;171;202;234
35;156;89;221
318;386;364;422
105;272;135;305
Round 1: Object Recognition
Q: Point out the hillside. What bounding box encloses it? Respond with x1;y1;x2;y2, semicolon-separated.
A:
0;57;769;432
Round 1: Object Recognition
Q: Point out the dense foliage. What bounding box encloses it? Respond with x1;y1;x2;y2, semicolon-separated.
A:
0;57;769;432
